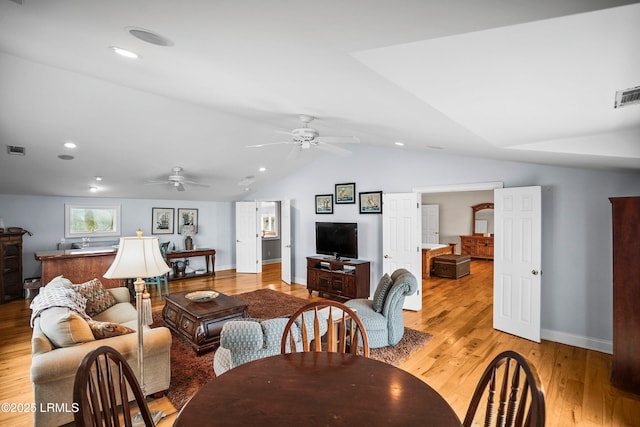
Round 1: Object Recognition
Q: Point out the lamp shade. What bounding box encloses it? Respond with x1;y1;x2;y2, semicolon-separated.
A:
104;235;170;279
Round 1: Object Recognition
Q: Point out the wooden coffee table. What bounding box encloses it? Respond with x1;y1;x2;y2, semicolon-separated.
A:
162;290;248;354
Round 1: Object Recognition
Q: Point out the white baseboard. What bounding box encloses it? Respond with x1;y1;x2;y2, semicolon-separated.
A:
541;328;612;354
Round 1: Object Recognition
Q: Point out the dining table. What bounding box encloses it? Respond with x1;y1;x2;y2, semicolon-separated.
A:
174;352;462;426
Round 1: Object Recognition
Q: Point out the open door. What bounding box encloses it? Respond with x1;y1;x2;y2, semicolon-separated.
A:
493;186;542;342
280;199;292;284
235;201;260;273
382;193;422;311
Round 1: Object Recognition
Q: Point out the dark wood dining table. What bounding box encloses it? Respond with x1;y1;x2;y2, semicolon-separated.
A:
174;352;462;426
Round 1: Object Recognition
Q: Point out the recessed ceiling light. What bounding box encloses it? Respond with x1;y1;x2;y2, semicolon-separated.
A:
58;154;74;160
110;46;140;59
95;176;103;181
89;186;98;193
394;142;405;147
259;167;266;172
64;141;77;149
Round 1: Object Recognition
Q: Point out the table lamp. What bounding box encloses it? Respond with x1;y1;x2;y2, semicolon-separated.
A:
104;229;170;424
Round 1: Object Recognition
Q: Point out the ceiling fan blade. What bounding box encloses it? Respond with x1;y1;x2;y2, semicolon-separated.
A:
146;180;170;185
246;141;291;148
176;183;185;191
316;141;352;156
316;136;360;144
275;130;294;136
286;145;301;160
184;181;210;188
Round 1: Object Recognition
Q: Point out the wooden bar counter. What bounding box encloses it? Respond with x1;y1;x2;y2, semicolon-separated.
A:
35;248;122;288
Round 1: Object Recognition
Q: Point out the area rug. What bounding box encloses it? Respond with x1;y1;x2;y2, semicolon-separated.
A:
151;289;432;410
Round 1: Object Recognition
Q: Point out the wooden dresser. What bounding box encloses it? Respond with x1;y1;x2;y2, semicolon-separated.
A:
460;235;494;260
610;197;640;394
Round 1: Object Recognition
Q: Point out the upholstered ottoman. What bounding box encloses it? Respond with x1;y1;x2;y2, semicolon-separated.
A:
433;254;470;279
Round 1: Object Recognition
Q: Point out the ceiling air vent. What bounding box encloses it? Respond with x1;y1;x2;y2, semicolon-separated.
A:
614;86;640;108
7;145;26;155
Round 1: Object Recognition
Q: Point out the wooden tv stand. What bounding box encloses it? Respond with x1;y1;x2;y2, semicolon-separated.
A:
306;256;370;300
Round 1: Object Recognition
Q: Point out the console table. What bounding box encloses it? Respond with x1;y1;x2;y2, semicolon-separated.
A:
166;248;216;281
306;256;370;299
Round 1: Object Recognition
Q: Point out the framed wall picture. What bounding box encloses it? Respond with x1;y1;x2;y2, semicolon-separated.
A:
335;182;356;204
64;204;121;238
177;208;198;235
359;191;383;214
315;194;334;214
151;208;174;234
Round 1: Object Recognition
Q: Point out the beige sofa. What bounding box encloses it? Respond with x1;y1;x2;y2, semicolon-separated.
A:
30;283;172;427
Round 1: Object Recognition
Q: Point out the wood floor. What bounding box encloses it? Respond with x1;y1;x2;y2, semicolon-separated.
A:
1;261;638;426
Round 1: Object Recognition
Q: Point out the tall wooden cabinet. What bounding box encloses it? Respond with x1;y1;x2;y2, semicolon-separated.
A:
610;197;640;394
1;232;23;303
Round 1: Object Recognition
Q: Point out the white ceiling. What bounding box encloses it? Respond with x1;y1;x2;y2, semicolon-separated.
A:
0;0;638;201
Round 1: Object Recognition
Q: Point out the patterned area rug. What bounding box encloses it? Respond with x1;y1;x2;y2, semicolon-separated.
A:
151;289;432;410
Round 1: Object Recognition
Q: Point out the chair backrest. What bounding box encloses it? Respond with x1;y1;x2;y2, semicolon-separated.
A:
159;241;170;260
73;345;155;427
280;300;369;357
463;350;545;427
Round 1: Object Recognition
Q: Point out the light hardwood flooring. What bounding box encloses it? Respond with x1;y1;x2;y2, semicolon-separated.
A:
1;261;638;426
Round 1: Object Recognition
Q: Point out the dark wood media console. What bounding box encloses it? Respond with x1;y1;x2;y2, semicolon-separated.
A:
306;256;370;300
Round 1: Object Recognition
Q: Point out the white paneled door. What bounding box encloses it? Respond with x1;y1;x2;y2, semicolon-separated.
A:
422;204;440;244
493;186;542;342
235;201;259;273
382;193;422;311
280;199;292;284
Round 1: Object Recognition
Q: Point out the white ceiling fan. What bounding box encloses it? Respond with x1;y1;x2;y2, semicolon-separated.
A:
246;115;360;159
147;167;210;192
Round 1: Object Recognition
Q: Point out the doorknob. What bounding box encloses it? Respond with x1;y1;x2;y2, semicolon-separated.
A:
384;254;390;259
531;270;539;275
236;240;240;243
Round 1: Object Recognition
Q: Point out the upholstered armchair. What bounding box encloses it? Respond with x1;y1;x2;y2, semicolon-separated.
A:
213;314;328;375
345;269;417;348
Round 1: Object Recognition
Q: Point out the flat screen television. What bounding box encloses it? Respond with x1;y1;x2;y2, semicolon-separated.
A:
315;222;358;260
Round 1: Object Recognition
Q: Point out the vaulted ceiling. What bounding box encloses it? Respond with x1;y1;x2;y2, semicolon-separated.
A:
1;0;638;201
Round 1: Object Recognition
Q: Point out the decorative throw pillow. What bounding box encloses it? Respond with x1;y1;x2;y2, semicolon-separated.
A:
39;307;95;348
372;273;394;313
72;278;117;317
87;320;135;339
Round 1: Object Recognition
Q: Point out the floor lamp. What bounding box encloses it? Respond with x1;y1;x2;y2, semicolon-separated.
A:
104;230;170;425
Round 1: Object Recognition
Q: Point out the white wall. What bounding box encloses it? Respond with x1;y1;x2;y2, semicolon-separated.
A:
251;144;640;353
0;194;235;279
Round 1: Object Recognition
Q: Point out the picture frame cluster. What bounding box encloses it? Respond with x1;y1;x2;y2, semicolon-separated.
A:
315;183;382;214
152;208;199;235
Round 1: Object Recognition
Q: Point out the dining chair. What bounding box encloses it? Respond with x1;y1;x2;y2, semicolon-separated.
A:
463;350;545;427
73;345;155;427
145;241;170;299
280;300;369;357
